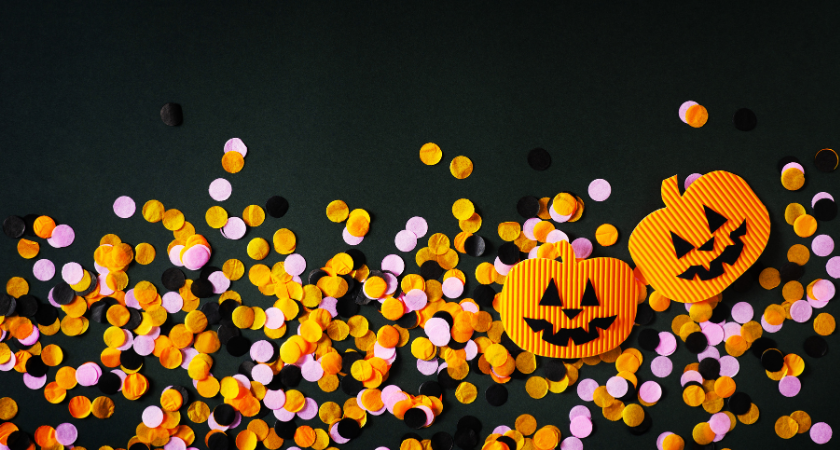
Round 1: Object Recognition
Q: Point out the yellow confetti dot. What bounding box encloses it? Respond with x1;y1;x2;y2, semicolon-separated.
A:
162;209;185;231
134;243;156;265
33;216;56;239
0;397;18;420
785;203;806;225
781;167;805;191
515;414;537;436
525;376;549;399
223;259;245;281
326;200;350;223
273;228;297;254
622;404;645;427
736;403;759;424
91;396;114;419
455;382;477;404
17;239;39;259
475;262;497;285
6;277;29;297
459;213;482;233
552;192;577;216
247;238;270;260
188;401;210;423
595;224;619;246
692;422;715;445
775;415;799;439
222;151;245;173
686;104;709;128
498;222;521;242
242;205;265;227
814;312;835;336
793;214;817;238
452;199;475;221
419;142;443;165
142;200;165;223
68;395;92;419
790;411;811;434
205;206;229;229
662;434;684;450
449;156;473;179
758;267;781;290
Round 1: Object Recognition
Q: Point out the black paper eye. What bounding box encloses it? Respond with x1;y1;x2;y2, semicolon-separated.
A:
671;232;694;259
538;279;563;306
704;206;728;233
580;279;600;306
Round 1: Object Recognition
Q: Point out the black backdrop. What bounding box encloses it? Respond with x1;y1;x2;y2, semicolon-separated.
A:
1;2;838;449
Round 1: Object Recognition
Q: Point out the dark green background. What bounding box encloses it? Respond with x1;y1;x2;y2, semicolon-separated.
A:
1;1;839;449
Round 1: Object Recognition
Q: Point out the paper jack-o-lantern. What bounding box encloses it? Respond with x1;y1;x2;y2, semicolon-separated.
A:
629;171;770;303
501;240;637;359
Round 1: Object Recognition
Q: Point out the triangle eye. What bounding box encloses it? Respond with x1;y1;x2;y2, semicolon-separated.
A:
671;232;694;259
539;279;563;307
580;279;600;306
704;206;728;233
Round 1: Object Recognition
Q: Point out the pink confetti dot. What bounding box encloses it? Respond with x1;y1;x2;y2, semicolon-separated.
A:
381;254;405;276
701;323;724;346
161;292;184;314
657;432;674;450
250;340;274;363
576;378;599;402
679;101;698;123
143;405;164;428
252;363;275;385
708;413;731;434
207;271;231;294
761;315;783;333
523;218;540;240
55;423;78;446
224;138;248;157
827;256;840;278
284;254;307;277
655;331;677;356
164;437;186;450
778;375;801;397
23;373;47;390
441;277;465;299
113;196;136;218
394;229;418;252
812;279;835;301
718;355;740;377
404;289;427;312
684;173;702;189
639;381;662;403
812;192;834;208
782;162;805;175
569;416;593;438
790;300;813;323
492;426;512;435
208;178;232;201
606;376;628;398
47;224;75;248
812;235;835;257
651;355;673;378
342;227;364;245
424;317;451;347
493;257;512;275
263;389;286;410
730;302;754;323
405;216;428;238
681;371;703;387
810;422;832;444
33;259;55;281
568;405;591;421
182;245;211;271
545;229;569;244
133;335;156;356
62;262;84;284
560;437;583;450
571;237;593;259
549;204;572;223
587;179;611;202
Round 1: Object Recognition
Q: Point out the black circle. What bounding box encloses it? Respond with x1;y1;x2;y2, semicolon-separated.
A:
635;302;654;326
814;198;837;221
122;308;143;330
52;282;76;305
637;328;661;351
226;335;251;357
420;260;444;280
780;262;804;282
431;431;454;450
89;298;115;323
16;295;38;318
308;269;329;285
728;392;752;415
804;335;828;358
3;215;25;239
281;364;303;387
543;359;567;382
457;415;483;432
6;431;31;450
685;332;708;354
419;381;443;398
119;347;144;371
395;310;419;329
216;324;240;345
437;367;459;389
161;268;186;291
628;411;652;435
698;357;721;379
485;384;508;406
340;374;364;396
750;337;777;358
160;102;183;126
213;404;236;426
337;418;361;439
815;149;838;173
273;419;297;439
496;436;517;449
0;293;16;316
206;431;229;450
200;301;222;325
709;302;729;324
265;196;289;218
454;428;478;450
517;196;541;218
98;372;122;395
498;243;520;265
345;249;366;270
129;442;150;450
527;148;551;171
190;278;215;298
732;108;757;131
432;311;454;328
34;301;58;325
760;348;785;372
341;352;364;374
404;407;427;429
464;235;486;257
25;355;48;377
472;285;496;306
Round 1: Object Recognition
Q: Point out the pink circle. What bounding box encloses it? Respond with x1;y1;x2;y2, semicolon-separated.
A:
651;355;673;378
124;289;140;309
639;381;662;403
569;405;591;421
301;360;324;382
342;227;364;245
606;376;628;398
133;335;156;356
810;422;832;444
404;289;427;312
330;423;351;444
381;254;405;276
207;272;231;295
588;179;611;202
464;340;478;360
23;373;47;390
143;405;164;427
493;257;512;276
569;416;592;438
373;343;396;359
182;245;211;271
812;192;835;208
395;230;418;252
680;370;703;386
406;216;428;238
169;245;185;267
441;277;465;299
701;323;724;346
718;355;740;377
283;254;306;277
318;297;338;318
264;308;285;329
809;298;830;309
76;363;101;387
164;437;187;450
813;279;836;301
113;196;136;218
708;413;731;434
161;292;184;314
33;259;56;281
779;375;801;397
224;138;248;157
297;398;319;420
576;378;599;402
18;326;40;346
0;352;16;372
263;389;286;410
545;229;569;244
697;346;720;361
116;330;134;351
492;425;511;436
684;173;702;189
549;204;572;223
730;302;754;323
679;101;698;123
655;331;677;356
252;363;275;385
826;256;840;278
790;300;813;323
273;407;294;423
560;437;583;450
813;235;835;257
781;162;805;175
571;238;593;259
250;340;274;363
424;317;451;347
523;218;540;240
55;423;78;446
723;322;742;339
221;217;246;240
47;224;75;248
208;178;232;201
62;262;84;284
761;315;783;333
657;432;675;450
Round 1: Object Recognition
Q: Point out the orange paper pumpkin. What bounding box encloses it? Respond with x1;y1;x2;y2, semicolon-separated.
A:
500;240;637;358
628;171;770;303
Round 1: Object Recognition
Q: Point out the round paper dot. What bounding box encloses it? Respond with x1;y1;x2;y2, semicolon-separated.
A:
381;254;405;276
813;279;836;301
651;356;673;378
684;173;702;189
812;192;835;208
587;179;611;202
813;235;835;257
569;416;592;438
143;405;164;428
560;437;583;450
779;375;801;397
342;227;364;246
571;238;593;259
55;423;78;446
284;254;307;277
639;381;662;403
221;217;246;240
33;259;56;281
48;225;75;248
209;178;232;201
395;230;418;252
576;378;598;402
62;262;84;284
113;196;136;218
790;300;813;323
606;376;628;398
224;138;248;157
810;422;832;444
731;302;754;323
828;256;840;279
406;216;428;238
679;101;698;123
441;277;464;299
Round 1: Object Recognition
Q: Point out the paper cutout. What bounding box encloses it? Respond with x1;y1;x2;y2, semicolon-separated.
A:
629;171;770;303
500;240;637;358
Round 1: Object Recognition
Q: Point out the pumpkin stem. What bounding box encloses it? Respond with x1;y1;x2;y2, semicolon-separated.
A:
660;175;682;208
555;240;577;264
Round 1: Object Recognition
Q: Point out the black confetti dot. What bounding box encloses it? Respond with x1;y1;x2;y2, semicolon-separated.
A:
160;102;183;126
732;108;757;131
527;148;551;171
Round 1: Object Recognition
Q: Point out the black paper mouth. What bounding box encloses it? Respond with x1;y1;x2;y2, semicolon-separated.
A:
525;315;617;346
677;220;747;281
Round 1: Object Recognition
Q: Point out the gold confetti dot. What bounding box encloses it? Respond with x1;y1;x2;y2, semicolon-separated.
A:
205;206;229;229
134;243;156;265
793;214;817;237
785;203;806;225
781;167;805;191
246;238;270;260
758;267;781;290
419;143;443;165
455;382;477;404
326;200;350;223
814;312;835;336
774;415;799;439
595;224;619;246
449;156;474;179
142;200;165;223
686;104;709;128
242;205;265;227
222;151;245;173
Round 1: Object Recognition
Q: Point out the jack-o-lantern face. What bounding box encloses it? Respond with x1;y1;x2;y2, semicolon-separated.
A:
629;171;770;303
500;240;637;358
